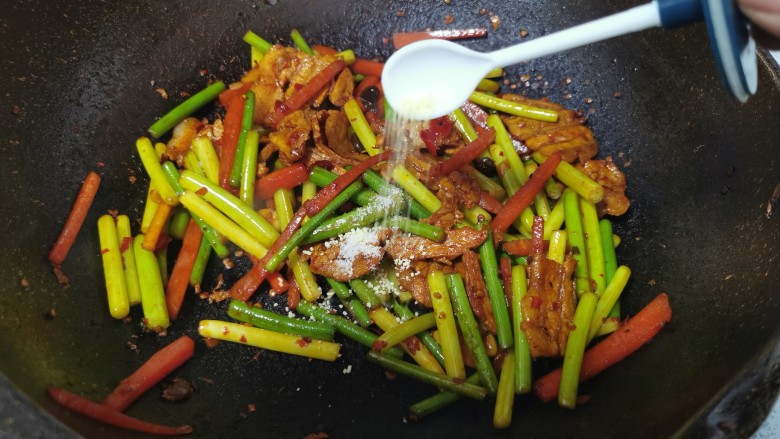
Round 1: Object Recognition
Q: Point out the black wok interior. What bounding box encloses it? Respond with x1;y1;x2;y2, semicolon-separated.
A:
1;0;779;438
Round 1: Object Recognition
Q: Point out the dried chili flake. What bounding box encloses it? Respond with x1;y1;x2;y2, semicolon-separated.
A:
372;339;388;351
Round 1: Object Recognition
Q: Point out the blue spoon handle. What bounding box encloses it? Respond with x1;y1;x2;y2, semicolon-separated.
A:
654;0;756;101
656;0;704;28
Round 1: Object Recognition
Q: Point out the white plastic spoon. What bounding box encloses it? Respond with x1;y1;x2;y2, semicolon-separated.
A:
382;0;756;120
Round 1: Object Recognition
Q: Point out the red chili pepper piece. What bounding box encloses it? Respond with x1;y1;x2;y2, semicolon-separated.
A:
430;127;495;177
420;116;454;156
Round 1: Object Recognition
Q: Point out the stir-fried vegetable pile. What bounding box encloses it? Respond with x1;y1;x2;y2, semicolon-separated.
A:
47;28;672;435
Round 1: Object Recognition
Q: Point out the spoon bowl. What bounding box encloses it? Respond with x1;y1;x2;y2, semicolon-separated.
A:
382;0;756;120
382;39;494;120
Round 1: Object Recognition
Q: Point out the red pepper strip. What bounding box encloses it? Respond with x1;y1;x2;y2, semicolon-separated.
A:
393;28;489;49
230;151;391;301
255;163;310;200
267;271;289;294
354;75;381;101
533;293;673;402
49;387;193;435
218;94;246;190
286;275;301;309
531;215;545;255
499;255;514;308
491;152;561;242
502;238;551;256
311;44;338;56
478;190;503;215
218;82;252;108
267;60;346;127
460;101;490;132
350;58;384;77
119;236;132;253
48;171;101;266
420;116;455;156
165;221;202;320
419;130;439;156
430;127;495;178
103;335;195;412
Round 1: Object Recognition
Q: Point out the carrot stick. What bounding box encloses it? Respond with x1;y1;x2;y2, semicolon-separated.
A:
350;58;384;77
311;44;338;56
430;127;496;177
392;28;489;49
255;163;309;200
533;293;673;403
165;220;202;320
230;266;269;301
491;152;561;242
267;60;346;127
218;94;246;190
230;254;297;302
48;171;101;266
218;82;252;108
102;335;195;412
141;202;173;251
48;387;192;435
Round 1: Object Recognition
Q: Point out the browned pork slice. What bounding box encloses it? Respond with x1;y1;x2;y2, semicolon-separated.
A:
521;250;577;358
499;95;597;163
306;110;365;171
268;109;311;165
385;226;487;262
306;228;390;282
166;117;203;164
328;67;354;107
578;157;630;216
454;250;497;334
394;260;454;307
244;46;336;127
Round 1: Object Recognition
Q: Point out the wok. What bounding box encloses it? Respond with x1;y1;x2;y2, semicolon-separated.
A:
1;0;779;437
